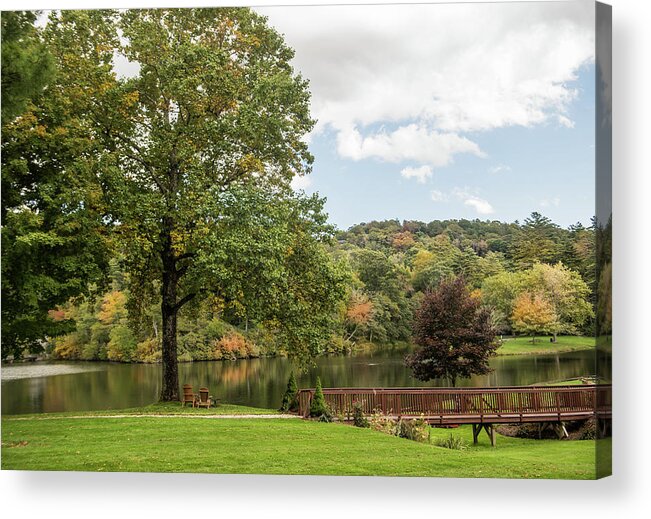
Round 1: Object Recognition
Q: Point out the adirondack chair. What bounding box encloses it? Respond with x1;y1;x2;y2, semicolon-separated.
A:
196;387;213;409
182;384;197;407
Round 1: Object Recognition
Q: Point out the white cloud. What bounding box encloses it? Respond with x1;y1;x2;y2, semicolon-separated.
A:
290;175;312;191
489;164;512;174
337;124;484;167
401;165;433;183
464;196;494;215
430;190;448;202
430;187;494;215
259;2;594;170
540;197;561;208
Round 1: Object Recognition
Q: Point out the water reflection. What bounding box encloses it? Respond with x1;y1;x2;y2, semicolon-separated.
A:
2;347;597;415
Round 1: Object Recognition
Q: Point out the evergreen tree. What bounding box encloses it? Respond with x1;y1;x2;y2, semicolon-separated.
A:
309;376;329;417
279;371;298;412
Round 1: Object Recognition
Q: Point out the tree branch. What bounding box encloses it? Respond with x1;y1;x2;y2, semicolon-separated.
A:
174;292;197;312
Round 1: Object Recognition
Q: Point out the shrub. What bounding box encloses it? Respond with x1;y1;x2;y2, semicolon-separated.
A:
369;409;400;436
309;377;330;419
352;401;369;428
398;417;430;443
279;371;298;412
434;433;467;450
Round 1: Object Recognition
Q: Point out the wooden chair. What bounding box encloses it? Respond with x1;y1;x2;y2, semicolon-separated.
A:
182;384;197;407
196;387;213;409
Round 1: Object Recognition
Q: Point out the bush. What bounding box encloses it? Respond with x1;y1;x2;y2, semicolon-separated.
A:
279;371;298;412
368;411;430;443
434;433;467;450
309;377;330;419
398;417;430;443
369;410;400;436
352;401;369;428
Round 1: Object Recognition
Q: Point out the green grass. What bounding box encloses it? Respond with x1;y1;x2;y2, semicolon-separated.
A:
2;409;604;479
496;335;595;356
4;402;279;420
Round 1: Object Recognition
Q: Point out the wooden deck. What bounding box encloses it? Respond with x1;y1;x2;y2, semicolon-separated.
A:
296;385;612;427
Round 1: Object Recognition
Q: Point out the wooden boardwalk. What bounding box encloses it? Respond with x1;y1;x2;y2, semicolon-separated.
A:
296;385;611;445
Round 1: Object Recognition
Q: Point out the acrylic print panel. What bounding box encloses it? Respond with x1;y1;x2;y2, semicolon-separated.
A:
0;1;611;479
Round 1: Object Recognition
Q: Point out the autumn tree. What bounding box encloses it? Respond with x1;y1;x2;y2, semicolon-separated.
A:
511;292;557;343
43;8;346;400
344;290;374;341
406;276;497;387
523;262;593;340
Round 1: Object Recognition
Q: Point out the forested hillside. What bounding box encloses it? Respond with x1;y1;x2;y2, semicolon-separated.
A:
46;212;597;363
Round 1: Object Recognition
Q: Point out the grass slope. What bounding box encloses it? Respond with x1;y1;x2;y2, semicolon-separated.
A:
5;402;278;420
2;413;602;479
496;335;595;356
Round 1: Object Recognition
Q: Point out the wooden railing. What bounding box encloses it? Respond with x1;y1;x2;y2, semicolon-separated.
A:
296;385;612;425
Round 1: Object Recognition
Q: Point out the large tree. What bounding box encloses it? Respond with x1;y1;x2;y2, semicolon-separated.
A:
1;11;110;359
43;8;346;400
406;276;497;387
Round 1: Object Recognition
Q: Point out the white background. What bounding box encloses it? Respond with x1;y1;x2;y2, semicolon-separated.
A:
1;1;649;517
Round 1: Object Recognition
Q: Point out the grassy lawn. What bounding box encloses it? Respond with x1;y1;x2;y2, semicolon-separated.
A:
4;402;279;420
2;409;603;479
496;335;595;356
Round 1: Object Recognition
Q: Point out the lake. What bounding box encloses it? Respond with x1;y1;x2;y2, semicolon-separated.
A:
1;345;597;415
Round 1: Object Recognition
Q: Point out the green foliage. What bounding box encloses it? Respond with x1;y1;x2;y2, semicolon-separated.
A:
434;433;467;450
367;411;429;443
352;401;370;428
1;11;110;359
398;417;430;443
510;212;565;270
1;11;54;124
34;8;349;398
279;372;299;412
369;410;400;436
309;377;329;418
107;324;138;362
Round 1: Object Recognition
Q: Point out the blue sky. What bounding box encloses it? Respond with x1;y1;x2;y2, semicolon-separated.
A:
260;2;596;231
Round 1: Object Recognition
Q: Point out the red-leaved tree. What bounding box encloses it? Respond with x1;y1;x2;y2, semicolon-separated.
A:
406;276;497;386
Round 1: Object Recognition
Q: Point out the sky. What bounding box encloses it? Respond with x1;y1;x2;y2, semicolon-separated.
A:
256;1;597;231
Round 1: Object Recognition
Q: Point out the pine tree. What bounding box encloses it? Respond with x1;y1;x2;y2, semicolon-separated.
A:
309;376;328;417
279;371;298;412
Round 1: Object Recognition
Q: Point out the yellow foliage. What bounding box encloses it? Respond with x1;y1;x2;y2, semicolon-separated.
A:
53;334;81;359
511;292;557;337
98;291;127;324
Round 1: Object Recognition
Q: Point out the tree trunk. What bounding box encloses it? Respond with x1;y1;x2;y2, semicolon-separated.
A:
160;222;179;401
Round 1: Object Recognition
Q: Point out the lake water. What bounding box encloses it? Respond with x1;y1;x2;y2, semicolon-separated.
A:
1;345;597;415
